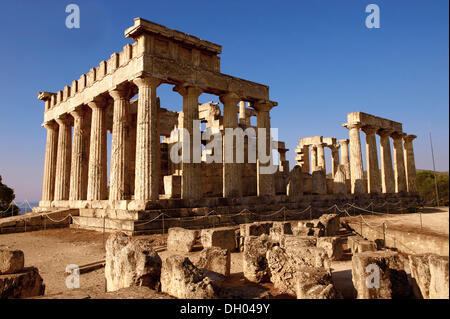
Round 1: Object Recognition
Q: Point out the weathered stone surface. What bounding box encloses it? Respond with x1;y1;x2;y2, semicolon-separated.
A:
243;235;272;283
287;165;303;199
285;245;330;269
269;221;293;243
292;221;315;236
240;222;273;252
161;255;216;299
280;235;316;249
266;245;298;295
0;250;24;275
201;227;236;251
350;238;377;254
167;227;199;253
352;251;411;299
94;286;173;299
105;232;162;292
428;254;449;299
316;237;344;261
0;267;45;299
318;213;340;236
196;247;231;277
295;266;338;299
408;254;431;299
333;165;347;194
311;170;327;194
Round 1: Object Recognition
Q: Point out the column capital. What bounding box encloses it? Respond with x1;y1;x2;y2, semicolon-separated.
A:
361;125;379;135
133;76;161;88
390;131;406;140
342;122;363;130
43;120;58;130
252;100;276;112
219;92;240;105
87;95;108;110
70;105;89;119
337;139;349;146
377;128;394;137
55;114;73;126
173;84;203;98
403;134;417;143
109;83;134;101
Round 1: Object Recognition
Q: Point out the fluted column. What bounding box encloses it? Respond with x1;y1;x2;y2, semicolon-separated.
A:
87;97;108;201
239;101;247;126
254;101;275;197
391;132;407;193
378;129;395;193
41;121;59;202
54;115;72;200
176;86;203;200
330;145;340;178
310;146;318;173
403;135;417;193
301;145;310;173
69;107;91;200
220;92;242;198
133;77;161;201
109;85;132;200
128;115;137;198
362;126;381;194
316;143;326;172
345;123;365;194
337;139;350;180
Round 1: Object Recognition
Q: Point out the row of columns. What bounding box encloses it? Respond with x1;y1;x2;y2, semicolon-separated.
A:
345;123;417;194
41;77;275;204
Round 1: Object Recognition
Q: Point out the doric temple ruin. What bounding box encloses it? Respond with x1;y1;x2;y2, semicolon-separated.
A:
34;18;420;234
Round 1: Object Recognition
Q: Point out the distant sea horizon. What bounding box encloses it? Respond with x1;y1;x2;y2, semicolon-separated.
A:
15;201;39;215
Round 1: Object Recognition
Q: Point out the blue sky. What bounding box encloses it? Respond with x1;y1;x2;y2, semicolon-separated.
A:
0;0;448;201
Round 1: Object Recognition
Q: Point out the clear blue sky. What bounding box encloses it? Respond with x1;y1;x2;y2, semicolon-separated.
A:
0;0;448;201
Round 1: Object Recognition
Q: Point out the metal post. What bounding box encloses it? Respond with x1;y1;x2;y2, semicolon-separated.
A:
382;222;386;247
429;132;440;207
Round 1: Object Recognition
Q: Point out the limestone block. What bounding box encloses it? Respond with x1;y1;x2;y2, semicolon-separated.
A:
266;246;298;295
243;235;272;283
295;266;338;299
428;255;449;299
318;213;340;236
0;267;45;298
196;247;231;277
240;222;273;251
292;221;315;236
161;255;216;299
352;251;411;299
0;250;24;275
167;227;199;253
350;237;377;254
201;227;236;251
164;175;181;198
285;245;330;269
105;232;162;292
316;237;344;261
280;235;317;249
333;165;347;194
269;221;293;243
312;170;327;195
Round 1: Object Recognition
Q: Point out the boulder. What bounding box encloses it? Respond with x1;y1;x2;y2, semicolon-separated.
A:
167;227;199;253
296;266;338;299
105;232;162;292
196;247;231;277
266;246;298;295
316;237;344;261
408;254;449;299
318;214;340;236
352;251;411;299
201;227;236;251
270;221;293;243
161;255;216;299
243;235;273;283
0;267;45;299
0;249;24;275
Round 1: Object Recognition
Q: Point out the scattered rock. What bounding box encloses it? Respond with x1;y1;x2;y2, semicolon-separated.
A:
196;247;231;277
316;237;344;261
269;221;293;243
161;255;216;299
105;232;162;292
243;235;273;283
318;214;340;236
296;266;338;299
167;227;199;253
0;267;45;299
266;246;298;295
0;249;24;275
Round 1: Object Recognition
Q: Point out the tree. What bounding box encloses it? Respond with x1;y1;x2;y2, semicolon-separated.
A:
0;175;20;218
416;170;449;206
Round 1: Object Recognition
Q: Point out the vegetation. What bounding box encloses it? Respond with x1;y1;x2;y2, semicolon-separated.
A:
0;175;20;218
416;170;449;206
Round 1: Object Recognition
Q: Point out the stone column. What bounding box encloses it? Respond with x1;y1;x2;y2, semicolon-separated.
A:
310;146;318;173
54;115;72;201
69;107;91;201
337;139;350;180
362;126;381;194
87;97;108;201
41;121;59;202
345;123;365;194
301;145;310;173
239;101;247;126
316;143;326;172
133;77;161;202
109;85;132;201
220;92;242;198
391;132;407;193
378;129;395;193
128;115;137;198
403;135;417;193
330;145;340;178
254;101;275;196
176;86;203;200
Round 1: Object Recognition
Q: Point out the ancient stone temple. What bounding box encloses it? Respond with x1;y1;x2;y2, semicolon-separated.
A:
35;18;420;234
